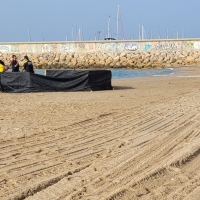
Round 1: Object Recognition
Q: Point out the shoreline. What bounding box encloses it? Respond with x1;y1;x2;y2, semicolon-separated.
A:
32;66;198;80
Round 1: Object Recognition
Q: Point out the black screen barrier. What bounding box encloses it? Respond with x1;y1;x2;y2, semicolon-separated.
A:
0;70;112;93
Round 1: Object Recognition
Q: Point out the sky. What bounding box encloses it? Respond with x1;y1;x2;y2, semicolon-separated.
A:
1;0;200;42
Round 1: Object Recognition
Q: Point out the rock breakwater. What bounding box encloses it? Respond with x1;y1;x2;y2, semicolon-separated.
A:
1;50;200;69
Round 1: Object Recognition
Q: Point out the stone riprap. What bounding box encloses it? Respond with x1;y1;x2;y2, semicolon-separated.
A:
0;39;200;69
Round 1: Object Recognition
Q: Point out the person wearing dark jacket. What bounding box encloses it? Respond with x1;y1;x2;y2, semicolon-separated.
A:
10;55;20;72
22;56;34;73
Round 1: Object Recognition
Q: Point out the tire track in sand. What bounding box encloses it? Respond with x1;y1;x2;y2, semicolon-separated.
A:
4;93;200;200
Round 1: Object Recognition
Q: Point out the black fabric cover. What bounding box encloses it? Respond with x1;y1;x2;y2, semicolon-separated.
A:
46;70;112;91
0;70;112;93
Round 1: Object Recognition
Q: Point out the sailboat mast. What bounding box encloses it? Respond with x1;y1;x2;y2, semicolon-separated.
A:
119;6;124;40
139;22;140;40
72;26;74;41
78;28;81;41
150;27;152;39
116;5;119;40
166;27;168;39
142;26;144;40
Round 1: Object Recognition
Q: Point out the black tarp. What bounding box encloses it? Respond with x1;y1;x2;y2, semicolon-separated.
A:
0;70;112;93
46;70;112;91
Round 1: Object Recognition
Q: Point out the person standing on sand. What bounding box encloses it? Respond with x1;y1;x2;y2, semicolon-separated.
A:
0;60;7;72
10;55;20;72
22;56;34;73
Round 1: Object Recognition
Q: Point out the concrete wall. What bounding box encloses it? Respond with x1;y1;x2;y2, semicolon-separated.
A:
0;39;200;53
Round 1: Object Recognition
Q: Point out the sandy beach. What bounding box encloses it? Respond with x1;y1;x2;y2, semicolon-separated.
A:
1;67;200;199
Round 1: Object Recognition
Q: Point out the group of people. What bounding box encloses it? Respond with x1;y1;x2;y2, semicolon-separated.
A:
0;55;34;73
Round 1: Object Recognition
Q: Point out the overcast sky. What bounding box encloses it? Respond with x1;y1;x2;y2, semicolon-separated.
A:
1;0;199;42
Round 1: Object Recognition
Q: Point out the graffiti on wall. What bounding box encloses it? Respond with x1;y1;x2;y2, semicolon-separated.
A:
27;45;34;53
11;45;19;52
77;43;85;49
154;42;181;50
98;43;124;52
88;44;94;50
107;43;118;51
51;44;58;51
194;42;200;49
183;41;194;48
4;40;200;54
125;43;138;51
42;44;51;53
144;44;152;51
59;44;74;52
98;43;109;51
0;45;10;52
0;45;19;52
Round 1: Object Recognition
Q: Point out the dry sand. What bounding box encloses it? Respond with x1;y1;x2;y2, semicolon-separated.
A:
1;67;200;200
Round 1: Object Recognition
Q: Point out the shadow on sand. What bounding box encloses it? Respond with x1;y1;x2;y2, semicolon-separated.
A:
112;86;134;90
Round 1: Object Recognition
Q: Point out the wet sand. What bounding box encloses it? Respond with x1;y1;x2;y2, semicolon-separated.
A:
1;67;200;199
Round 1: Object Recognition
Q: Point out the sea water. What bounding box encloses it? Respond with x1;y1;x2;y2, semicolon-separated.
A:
111;68;174;79
34;68;175;79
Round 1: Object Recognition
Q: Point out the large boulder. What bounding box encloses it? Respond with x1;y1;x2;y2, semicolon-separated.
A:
184;56;195;63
